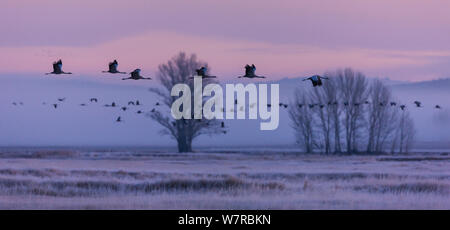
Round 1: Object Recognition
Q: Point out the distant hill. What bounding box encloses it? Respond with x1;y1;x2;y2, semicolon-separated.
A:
264;76;411;101
393;78;450;91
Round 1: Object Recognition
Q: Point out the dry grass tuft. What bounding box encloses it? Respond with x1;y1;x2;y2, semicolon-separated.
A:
354;183;449;195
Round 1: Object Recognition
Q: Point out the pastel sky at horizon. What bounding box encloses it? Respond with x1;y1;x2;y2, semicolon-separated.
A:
2;0;450;81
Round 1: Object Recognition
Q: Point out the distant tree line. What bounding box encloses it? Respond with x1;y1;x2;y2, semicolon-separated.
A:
288;68;415;154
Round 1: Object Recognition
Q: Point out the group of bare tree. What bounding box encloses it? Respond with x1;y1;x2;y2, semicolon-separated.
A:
289;68;415;154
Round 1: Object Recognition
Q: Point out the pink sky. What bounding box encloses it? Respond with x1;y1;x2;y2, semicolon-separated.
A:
2;0;450;81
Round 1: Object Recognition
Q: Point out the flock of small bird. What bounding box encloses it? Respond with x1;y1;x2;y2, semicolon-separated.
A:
12;96;158;123
11;96;442;126
289;100;442;111
11;96;232;134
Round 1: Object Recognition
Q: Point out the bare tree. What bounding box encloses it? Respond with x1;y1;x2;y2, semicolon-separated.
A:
289;90;315;153
366;79;402;153
404;117;415;153
310;74;338;154
367;79;388;153
375;105;399;152
395;109;415;153
337;68;369;154
322;73;344;154
149;52;223;152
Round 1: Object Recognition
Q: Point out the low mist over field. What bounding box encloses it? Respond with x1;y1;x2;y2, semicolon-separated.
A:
1;74;449;148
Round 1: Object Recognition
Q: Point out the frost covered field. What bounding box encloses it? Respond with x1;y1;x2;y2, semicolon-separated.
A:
0;148;448;210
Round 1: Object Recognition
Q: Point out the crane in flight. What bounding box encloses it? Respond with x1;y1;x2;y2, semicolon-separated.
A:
303;75;328;87
103;60;126;74
122;69;151;80
238;64;265;79
46;59;72;75
190;67;216;79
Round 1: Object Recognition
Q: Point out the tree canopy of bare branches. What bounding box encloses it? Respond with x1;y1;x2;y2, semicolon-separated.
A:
366;79;399;153
289;68;415;154
148;52;223;153
288;91;315;153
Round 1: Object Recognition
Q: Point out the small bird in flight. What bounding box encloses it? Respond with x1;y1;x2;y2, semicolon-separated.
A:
104;102;117;107
414;101;422;108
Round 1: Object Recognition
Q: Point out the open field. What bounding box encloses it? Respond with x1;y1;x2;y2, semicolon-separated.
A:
0;148;448;209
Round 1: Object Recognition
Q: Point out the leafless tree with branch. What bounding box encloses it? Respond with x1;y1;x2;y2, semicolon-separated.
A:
310;73;339;154
289;90;316;153
392;109;415;154
337;68;369;154
366;79;403;153
148;52;223;153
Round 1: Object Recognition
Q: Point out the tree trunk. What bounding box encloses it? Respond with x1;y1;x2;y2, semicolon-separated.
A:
334;117;342;154
325;133;330;154
346;127;352;154
177;141;193;153
177;135;193;153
